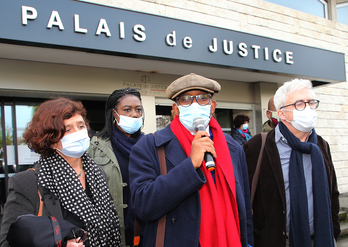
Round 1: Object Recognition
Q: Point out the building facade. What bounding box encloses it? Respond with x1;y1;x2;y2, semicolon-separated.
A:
0;0;347;208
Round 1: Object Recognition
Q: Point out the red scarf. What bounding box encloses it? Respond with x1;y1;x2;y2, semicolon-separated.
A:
171;116;241;247
241;129;249;138
271;117;279;126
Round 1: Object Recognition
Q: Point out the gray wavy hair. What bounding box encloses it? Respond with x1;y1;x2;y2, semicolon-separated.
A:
274;78;316;111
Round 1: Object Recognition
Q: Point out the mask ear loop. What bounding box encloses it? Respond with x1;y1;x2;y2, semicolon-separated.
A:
140;106;145;131
113;109;120;126
279;108;292;124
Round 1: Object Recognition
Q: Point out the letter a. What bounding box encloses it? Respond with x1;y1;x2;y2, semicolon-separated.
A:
47;11;64;30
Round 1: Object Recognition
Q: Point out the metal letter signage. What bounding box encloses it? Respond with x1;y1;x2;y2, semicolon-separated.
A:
21;6;37;25
0;0;345;82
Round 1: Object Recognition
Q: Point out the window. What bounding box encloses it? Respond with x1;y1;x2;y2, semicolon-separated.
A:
14;105;40;171
264;0;328;18
214;109;234;135
337;3;348;25
1;103;39;177
156;105;172;131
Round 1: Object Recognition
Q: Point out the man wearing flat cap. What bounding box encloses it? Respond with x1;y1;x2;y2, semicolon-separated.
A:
129;73;254;247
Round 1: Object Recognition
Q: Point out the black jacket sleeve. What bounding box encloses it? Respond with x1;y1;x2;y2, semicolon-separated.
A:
0;170;39;247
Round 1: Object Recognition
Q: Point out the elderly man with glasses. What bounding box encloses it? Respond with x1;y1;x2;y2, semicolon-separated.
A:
129;73;254;247
244;78;340;247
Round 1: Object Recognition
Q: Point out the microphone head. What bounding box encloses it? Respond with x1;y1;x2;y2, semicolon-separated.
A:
193;117;206;131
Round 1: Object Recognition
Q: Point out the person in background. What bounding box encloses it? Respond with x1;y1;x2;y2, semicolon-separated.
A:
88;88;144;247
0;98;121;247
261;96;279;132
129;73;253;247
232;115;252;146
244;79;340;247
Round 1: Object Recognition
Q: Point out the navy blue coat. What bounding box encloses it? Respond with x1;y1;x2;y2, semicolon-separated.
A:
232;128;252;146
129;124;254;247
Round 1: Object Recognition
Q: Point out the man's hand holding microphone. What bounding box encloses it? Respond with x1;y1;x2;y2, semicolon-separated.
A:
190;118;216;170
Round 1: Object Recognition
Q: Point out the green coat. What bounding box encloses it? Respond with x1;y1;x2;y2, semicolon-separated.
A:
261;120;273;132
88;136;129;247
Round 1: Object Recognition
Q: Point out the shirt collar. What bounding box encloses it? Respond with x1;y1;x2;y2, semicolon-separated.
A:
275;124;286;144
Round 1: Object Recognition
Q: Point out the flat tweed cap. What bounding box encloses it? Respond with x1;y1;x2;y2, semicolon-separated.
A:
166;73;221;100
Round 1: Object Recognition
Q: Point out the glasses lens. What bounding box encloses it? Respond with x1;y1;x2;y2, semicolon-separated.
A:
295;100;306;110
308;100;319;109
178;95;192;106
196;94;211;106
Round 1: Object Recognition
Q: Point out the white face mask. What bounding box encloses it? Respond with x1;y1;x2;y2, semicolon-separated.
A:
114;110;143;134
56;129;90;158
283;106;318;132
269;111;279;120
178;102;211;134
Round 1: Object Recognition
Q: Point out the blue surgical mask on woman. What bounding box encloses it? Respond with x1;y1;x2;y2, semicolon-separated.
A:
242;123;249;130
114;109;143;134
56;129;90;158
178;102;211;134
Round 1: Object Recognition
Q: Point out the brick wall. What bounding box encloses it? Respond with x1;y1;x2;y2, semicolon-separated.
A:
84;0;348;193
314;82;348;193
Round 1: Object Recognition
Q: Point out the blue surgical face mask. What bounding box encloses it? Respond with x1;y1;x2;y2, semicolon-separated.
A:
242;123;248;130
114;109;143;134
56;129;90;158
178;102;211;134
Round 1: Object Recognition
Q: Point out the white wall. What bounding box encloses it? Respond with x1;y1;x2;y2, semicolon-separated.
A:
141;96;157;134
314;82;348;193
0;58;257;134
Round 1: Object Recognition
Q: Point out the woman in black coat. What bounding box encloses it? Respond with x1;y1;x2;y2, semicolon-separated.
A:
231;115;252;146
0;98;121;247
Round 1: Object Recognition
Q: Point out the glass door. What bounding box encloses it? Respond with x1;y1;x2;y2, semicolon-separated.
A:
0;99;40;215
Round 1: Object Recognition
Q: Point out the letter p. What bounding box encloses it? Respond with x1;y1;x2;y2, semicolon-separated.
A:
22;6;37;25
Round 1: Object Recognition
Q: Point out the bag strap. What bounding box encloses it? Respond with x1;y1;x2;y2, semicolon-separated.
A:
27;168;44;216
250;132;268;205
134;134;167;247
133;215;142;246
50;216;62;247
155;144;167;247
37;190;43;216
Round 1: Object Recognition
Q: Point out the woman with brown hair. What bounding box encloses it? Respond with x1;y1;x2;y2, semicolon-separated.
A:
231;115;252;146
0;98;121;247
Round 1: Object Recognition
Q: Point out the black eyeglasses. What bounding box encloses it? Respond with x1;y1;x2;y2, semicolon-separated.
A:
176;93;212;107
280;99;320;111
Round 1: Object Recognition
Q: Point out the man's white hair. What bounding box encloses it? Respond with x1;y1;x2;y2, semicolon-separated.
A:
273;78;316;111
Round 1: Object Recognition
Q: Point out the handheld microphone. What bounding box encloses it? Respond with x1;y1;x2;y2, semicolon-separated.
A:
193;117;215;171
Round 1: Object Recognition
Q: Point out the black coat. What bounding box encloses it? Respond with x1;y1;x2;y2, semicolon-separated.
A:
0;164;63;247
0;162;107;247
232;128;252;146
